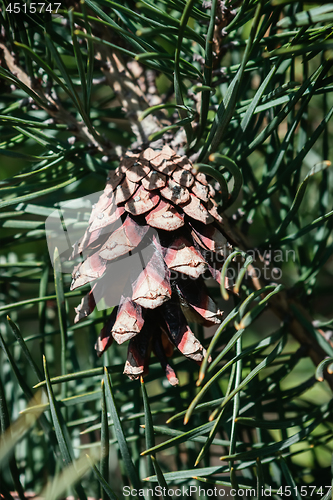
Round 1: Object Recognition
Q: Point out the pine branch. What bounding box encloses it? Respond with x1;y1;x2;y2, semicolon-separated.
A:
222;215;333;390
95;47;161;147
0;41;112;153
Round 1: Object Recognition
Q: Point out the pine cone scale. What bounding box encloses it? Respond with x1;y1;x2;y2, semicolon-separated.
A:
131;251;171;309
112;297;144;344
124;185;160;215
145;200;184;231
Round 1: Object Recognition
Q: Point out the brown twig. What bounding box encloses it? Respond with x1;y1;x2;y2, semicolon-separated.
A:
95;47;162;149
0;42;112;154
221;215;333;391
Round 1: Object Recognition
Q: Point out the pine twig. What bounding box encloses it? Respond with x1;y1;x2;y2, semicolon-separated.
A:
222;216;333;391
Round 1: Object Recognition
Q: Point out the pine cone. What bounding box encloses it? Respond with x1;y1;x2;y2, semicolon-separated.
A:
70;145;233;385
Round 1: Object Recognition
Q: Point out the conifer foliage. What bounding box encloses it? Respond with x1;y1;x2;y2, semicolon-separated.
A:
1;0;333;498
